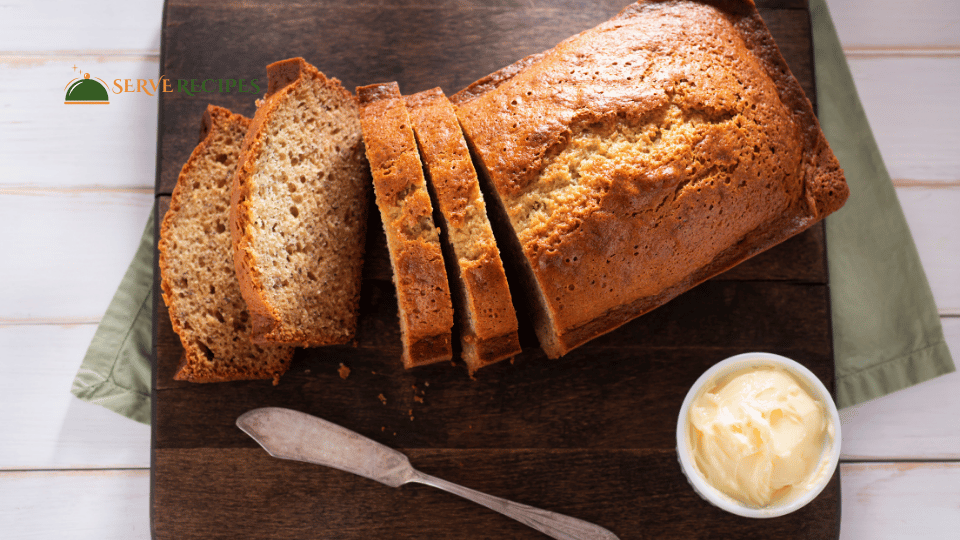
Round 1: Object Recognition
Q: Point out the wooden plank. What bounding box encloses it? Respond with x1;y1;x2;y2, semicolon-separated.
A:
0;189;152;323
0;469;150;539
895;186;960;315
153;2;839;538
0;324;151;470
0;58;160;190
839;462;960;540
839;318;960;460
153;447;839;540
0;0;164;53
828;0;960;49
848;56;960;183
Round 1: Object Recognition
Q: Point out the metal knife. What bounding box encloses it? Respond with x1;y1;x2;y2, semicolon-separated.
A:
237;407;619;540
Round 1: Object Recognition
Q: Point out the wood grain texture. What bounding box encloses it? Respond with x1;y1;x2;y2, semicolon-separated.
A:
153;2;839;539
153;447;839;540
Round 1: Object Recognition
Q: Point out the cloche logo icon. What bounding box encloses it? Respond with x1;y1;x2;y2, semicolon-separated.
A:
64;71;109;105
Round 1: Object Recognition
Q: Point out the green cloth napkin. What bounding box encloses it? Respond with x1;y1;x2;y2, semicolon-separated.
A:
72;1;954;423
812;0;954;408
71;208;154;424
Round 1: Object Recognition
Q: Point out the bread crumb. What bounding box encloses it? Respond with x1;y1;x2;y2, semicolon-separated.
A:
378;393;387;405
409;409;414;421
338;363;350;379
424;381;429;387
381;426;385;432
414;395;424;403
304;369;311;374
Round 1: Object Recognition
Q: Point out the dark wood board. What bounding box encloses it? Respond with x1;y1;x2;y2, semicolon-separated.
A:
152;1;840;539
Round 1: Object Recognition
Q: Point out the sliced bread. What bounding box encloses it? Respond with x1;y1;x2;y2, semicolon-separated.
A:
230;57;370;347
357;82;454;368
159;105;295;383
451;1;848;357
405;88;521;373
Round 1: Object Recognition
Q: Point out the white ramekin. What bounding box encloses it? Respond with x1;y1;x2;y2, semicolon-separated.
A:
676;352;842;518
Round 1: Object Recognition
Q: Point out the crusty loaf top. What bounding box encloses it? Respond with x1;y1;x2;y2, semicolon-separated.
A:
452;0;848;343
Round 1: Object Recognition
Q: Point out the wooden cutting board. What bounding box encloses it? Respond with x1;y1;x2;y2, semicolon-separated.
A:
152;1;840;538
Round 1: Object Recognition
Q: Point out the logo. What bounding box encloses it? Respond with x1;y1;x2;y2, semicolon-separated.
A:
64;70;110;105
63;65;262;104
63;66;261;105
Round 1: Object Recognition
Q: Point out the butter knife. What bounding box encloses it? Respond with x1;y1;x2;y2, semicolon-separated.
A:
237;407;619;540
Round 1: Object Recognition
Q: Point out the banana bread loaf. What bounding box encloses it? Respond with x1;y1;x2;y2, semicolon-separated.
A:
159;105;295;383
406;88;522;373
230;57;370;347
451;0;849;358
358;82;454;368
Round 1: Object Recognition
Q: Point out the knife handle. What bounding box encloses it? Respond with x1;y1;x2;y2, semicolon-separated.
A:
408;470;619;540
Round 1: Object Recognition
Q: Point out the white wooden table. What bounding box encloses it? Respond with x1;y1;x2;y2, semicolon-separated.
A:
1;1;957;537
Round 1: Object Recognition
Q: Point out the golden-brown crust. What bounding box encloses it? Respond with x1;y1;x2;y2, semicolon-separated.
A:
160;104;295;382
405;88;521;372
452;0;849;358
229;57;364;346
358;82;454;368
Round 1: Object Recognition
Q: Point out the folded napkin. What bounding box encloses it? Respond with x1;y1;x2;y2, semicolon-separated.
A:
811;0;954;407
71;210;153;424
73;0;954;424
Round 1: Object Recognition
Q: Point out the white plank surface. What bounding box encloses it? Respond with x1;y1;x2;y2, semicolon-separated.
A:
895;187;960;316
0;324;150;470
0;469;150;540
0;0;164;53
829;0;960;49
1;463;958;540
840;318;960;460
847;56;960;182
839;462;960;539
0;189;152;323
0;58;160;190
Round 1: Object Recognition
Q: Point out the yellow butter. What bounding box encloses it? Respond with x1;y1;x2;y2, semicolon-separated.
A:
688;366;834;507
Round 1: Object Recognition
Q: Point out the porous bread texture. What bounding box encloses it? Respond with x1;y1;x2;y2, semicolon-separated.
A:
357;82;454;369
159;105;295;383
405;88;521;373
452;0;849;358
230;58;370;347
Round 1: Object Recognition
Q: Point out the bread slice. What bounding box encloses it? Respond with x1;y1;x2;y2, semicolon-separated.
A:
230;57;370;347
159;105;295;383
405;88;521;373
451;0;849;358
357;82;454;368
